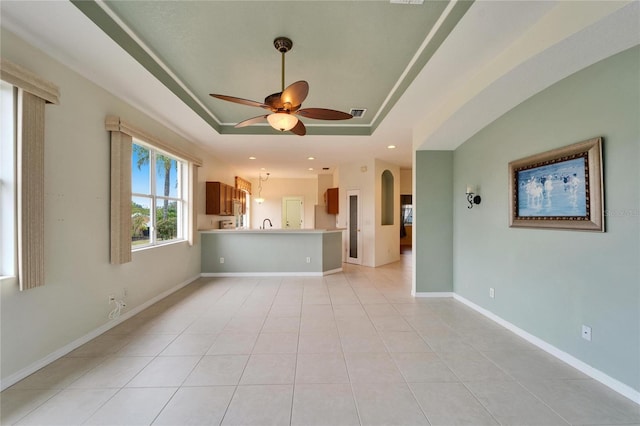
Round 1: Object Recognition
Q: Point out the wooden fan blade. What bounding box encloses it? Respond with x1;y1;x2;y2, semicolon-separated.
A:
264;92;283;109
281;81;309;108
290;119;306;136
296;108;353;120
210;94;270;109
235;115;268;128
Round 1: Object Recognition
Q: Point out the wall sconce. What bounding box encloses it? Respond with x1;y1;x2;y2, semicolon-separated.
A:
466;185;481;209
254;172;270;204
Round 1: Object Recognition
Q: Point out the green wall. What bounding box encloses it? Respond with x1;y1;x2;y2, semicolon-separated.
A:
452;46;639;391
415;151;453;293
201;231;342;274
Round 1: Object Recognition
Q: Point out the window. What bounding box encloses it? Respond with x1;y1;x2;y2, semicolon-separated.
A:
1;80;16;277
106;115;202;264
1;59;59;288
401;194;413;225
131;141;187;248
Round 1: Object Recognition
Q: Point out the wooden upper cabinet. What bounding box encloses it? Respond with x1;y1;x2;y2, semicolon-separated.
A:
325;187;339;214
206;182;248;216
205;182;222;215
206;181;232;215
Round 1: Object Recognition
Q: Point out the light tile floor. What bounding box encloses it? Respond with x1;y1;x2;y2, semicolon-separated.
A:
2;254;639;425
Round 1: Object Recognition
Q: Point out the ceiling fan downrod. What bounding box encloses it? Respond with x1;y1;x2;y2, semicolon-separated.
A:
273;37;293;92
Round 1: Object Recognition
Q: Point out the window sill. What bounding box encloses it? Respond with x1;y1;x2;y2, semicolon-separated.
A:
132;238;187;253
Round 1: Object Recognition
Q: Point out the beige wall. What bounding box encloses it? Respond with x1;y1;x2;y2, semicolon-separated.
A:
374;159;401;267
0;28;236;387
400;168;412;194
336;159;375;266
317;174;334;206
248;177;318;229
336;158;400;267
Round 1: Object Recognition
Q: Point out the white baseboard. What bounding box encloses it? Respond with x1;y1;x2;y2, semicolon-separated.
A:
453;293;640;405
322;267;343;276
201;269;342;278
414;292;454;298
0;274;200;391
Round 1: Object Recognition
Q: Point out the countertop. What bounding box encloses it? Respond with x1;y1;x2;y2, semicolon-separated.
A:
200;228;345;234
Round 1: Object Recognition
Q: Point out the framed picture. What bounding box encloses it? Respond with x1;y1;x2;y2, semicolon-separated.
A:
508;137;604;231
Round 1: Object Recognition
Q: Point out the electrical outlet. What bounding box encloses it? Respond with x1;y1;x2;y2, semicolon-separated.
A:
220;257;225;264
489;288;495;298
582;325;592;341
123;288;128;298
306;257;311;263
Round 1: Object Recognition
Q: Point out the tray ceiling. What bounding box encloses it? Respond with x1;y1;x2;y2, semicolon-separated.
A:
73;0;469;136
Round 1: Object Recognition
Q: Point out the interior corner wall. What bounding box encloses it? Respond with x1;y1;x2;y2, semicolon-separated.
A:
336;159;376;266
0;28;216;386
374;159;401;267
414;150;453;293
453;46;640;392
317;174;334;206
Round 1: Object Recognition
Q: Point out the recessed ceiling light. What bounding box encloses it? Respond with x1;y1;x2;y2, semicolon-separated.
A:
249;156;256;160
260;167;266;171
308;168;314;171
308;156;315;160
387;145;396;149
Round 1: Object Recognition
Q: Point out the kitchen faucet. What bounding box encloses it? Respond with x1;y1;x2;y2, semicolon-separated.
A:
262;218;273;229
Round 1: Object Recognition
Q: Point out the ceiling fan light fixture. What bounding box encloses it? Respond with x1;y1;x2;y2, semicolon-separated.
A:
210;36;352;136
268;112;298;132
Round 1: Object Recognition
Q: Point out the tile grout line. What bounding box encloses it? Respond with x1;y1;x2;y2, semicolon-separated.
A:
218;277;281;426
341;272;367;426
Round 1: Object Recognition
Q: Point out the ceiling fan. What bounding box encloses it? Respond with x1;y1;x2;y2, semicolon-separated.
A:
210;37;353;136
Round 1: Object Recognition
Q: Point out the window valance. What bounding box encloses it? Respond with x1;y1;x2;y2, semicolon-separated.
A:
0;58;59;105
235;176;252;194
105;116;202;167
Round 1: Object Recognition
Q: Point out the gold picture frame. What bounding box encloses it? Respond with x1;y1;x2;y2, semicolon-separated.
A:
508;137;604;231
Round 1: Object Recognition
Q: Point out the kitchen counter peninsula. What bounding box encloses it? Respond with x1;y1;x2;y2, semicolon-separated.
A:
200;229;343;276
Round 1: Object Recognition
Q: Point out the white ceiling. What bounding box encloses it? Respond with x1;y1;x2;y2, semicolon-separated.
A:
1;0;638;179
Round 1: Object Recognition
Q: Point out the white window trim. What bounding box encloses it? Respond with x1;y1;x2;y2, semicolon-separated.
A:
0;81;16;278
131;140;188;249
105;116;202;264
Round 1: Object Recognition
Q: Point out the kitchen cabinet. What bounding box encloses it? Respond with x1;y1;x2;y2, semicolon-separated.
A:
206;181;232;215
206;182;225;215
207;182;247;216
324;187;339;214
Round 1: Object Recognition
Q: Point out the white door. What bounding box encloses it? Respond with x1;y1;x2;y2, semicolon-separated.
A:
346;190;362;264
282;197;303;229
